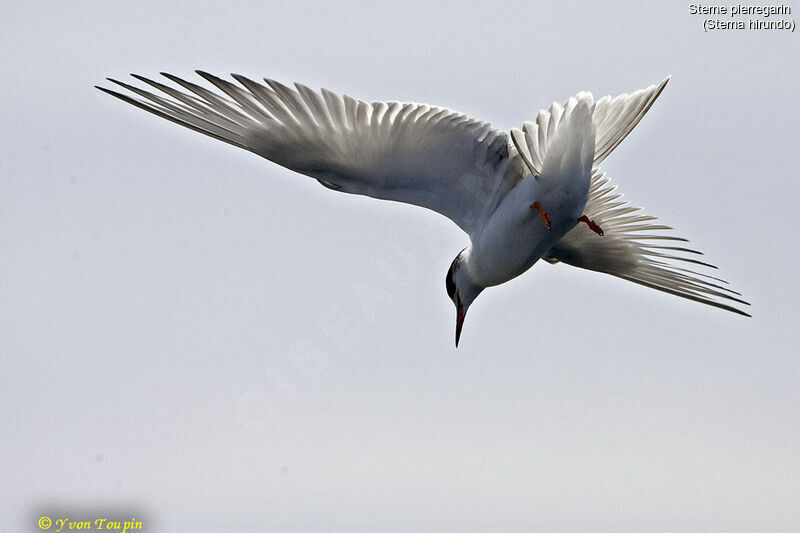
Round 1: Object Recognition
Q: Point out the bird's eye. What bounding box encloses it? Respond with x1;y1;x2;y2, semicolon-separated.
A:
445;258;458;300
445;270;455;300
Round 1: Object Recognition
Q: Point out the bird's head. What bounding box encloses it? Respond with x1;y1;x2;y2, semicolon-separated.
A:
445;249;483;347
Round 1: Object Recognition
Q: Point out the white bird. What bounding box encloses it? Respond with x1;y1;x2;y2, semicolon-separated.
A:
97;72;749;346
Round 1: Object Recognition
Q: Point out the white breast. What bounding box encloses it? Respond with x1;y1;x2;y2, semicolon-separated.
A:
465;171;589;287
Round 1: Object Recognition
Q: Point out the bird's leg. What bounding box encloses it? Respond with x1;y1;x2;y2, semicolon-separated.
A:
578;215;604;236
530;201;551;229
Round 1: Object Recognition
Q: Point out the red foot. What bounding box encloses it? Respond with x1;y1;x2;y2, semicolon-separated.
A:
578;215;604;236
531;201;552;229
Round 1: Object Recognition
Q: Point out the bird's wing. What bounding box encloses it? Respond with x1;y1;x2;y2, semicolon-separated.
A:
544;172;750;315
97;71;522;237
507;76;748;315
509;77;670;177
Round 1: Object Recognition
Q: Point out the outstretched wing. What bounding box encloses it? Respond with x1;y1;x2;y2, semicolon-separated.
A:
545;172;750;315
510;77;670;177
508;76;748;315
97;71;522;237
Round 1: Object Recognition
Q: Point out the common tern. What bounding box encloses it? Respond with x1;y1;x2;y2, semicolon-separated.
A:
97;72;750;346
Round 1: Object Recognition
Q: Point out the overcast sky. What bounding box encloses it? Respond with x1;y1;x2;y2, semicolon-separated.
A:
2;1;799;531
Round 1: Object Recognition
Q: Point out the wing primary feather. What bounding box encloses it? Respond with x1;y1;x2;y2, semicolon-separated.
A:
355;100;371;128
370;101;389;134
263;79;308;126
195;70;274;122
105;78;249;136
234;78;302;127
129;74;221;117
618;275;751;316
159;73;252;123
95;85;248;150
510;128;536;176
320;88;346;128
295;83;335;130
230;74;300;126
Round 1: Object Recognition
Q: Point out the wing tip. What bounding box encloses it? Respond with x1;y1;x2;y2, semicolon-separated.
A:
95;82;131;101
730;302;752;317
653;75;671;99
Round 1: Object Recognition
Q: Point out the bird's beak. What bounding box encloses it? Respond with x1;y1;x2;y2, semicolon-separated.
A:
455;303;467;347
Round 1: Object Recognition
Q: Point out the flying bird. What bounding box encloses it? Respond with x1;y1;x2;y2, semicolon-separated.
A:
97;72;750;346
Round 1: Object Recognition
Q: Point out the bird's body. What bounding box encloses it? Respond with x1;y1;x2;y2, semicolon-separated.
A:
466;97;595;288
466;174;559;287
98;72;749;345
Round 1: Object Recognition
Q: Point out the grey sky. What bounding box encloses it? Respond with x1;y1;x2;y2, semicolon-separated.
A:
2;1;799;531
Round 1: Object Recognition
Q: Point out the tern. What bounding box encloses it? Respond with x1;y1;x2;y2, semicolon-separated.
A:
97;72;750;346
